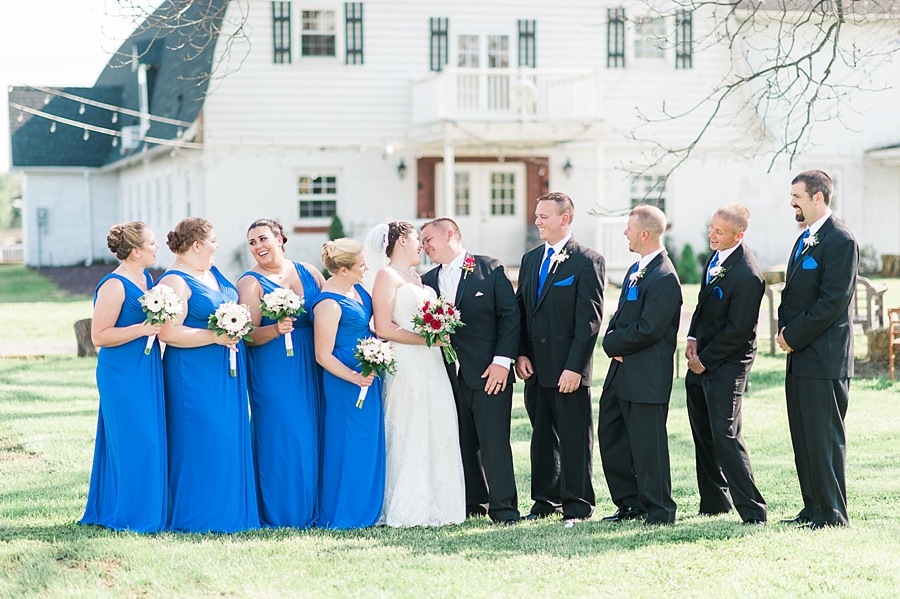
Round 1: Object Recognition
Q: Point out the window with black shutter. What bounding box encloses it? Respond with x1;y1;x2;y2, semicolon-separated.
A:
607;7;625;68
518;19;536;68
676;10;693;69
430;17;449;72
345;3;363;64
272;2;292;64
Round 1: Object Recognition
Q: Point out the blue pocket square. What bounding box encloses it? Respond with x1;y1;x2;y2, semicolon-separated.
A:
626;286;639;301
553;275;575;287
802;256;819;270
713;286;723;299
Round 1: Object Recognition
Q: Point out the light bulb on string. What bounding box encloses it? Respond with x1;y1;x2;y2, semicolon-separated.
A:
50;122;56;133
111;113;118;124
112;138;118;147
79;104;85;115
16;112;23;123
176;128;183;138
83;130;90;141
43;95;50;105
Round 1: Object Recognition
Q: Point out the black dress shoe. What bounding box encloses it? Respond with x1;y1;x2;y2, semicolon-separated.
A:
797;521;829;530
779;515;810;525
698;510;730;517
742;519;766;526
523;512;556;521
498;518;519;527
601;506;646;523
644;518;672;526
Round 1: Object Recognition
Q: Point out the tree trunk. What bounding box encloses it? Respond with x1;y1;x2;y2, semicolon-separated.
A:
74;319;97;358
882;255;900;278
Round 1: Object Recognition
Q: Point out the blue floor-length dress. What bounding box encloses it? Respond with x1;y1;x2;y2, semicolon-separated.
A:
81;271;167;533
242;262;323;528
161;266;260;533
312;285;385;529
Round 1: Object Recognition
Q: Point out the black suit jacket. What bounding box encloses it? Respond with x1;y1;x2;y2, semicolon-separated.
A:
516;238;605;388
687;244;765;380
423;254;520;389
602;252;682;404
778;216;859;379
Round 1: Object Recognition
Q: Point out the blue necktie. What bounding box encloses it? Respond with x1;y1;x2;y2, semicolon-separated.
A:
793;229;810;263
624;263;639;289
706;251;719;284
537;247;555;299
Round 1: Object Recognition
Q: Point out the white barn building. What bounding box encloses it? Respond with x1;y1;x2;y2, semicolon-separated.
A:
8;0;900;281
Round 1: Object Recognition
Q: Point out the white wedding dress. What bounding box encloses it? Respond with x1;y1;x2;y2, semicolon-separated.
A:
379;282;466;527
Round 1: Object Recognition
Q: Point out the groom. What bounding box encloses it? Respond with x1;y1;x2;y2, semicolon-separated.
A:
421;218;522;525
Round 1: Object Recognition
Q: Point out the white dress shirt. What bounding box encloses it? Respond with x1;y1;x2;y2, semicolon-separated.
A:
706;239;742;281
541;233;573;266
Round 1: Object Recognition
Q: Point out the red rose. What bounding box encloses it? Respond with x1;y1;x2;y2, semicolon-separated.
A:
423;313;433;323
423;301;430;311
436;307;444;315
430;320;441;330
447;307;455;316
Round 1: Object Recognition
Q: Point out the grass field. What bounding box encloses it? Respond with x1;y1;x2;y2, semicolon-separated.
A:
2;266;900;598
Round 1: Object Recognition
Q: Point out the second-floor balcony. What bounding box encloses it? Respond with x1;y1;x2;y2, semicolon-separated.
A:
412;68;597;125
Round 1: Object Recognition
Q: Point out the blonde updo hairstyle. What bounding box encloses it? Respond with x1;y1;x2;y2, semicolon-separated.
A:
167;217;214;254
322;238;363;275
107;221;147;261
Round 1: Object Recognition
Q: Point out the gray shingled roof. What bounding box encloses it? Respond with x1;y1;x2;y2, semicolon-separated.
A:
8;0;228;169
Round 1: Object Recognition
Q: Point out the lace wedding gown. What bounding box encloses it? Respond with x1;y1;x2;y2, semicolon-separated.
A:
379;283;466;527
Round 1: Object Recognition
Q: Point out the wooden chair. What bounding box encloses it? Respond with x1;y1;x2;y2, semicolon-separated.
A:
852;276;888;333
890;308;900;382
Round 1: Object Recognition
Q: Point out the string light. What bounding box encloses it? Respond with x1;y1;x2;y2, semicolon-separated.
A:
176;128;183;138
112;138;118;147
83;130;90;141
43;95;50;105
17;112;23;123
111;113;118;124
78;104;85;115
50;122;56;133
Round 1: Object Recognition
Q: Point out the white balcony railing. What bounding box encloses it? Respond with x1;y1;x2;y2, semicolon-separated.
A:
412;68;597;124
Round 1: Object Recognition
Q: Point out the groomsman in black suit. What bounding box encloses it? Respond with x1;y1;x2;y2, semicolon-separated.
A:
684;203;767;525
599;205;681;526
421;218;521;525
777;170;858;529
515;192;605;527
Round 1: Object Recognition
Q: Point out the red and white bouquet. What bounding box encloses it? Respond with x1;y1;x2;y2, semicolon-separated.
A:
412;297;465;363
260;288;306;357
137;284;183;355
207;301;255;376
353;337;397;408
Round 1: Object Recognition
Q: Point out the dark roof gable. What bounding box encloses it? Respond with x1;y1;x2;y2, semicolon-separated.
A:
9;0;228;169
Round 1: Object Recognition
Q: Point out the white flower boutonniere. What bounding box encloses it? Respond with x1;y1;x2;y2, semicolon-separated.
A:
629;268;647;286
708;265;726;283
550;249;570;273
801;233;819;255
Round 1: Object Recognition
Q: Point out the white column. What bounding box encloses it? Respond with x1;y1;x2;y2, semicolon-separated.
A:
442;141;455;218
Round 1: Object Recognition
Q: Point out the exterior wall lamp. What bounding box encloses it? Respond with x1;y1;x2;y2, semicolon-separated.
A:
563;158;573;178
397;158;407;180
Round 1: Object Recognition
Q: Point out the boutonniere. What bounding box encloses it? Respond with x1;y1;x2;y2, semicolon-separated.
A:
801;233;819;255
461;256;476;279
708;265;726;283
629;267;647;286
550;249;570;273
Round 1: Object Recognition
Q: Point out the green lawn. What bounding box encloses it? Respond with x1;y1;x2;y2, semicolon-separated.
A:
2;268;900;597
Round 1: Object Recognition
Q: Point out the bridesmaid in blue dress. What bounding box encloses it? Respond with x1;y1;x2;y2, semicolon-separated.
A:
312;238;386;529
81;222;167;533
237;219;326;528
157;217;259;533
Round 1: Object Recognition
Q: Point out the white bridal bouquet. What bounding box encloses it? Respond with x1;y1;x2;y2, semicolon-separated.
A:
207;301;255;376
412;297;465;363
137;284;183;355
259;288;306;357
352;338;397;408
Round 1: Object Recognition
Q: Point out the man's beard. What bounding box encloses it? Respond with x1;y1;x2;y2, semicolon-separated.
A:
794;212;806;223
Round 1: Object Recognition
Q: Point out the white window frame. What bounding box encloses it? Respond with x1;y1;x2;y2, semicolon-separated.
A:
628;14;673;67
298;5;343;60
296;171;339;225
630;174;667;215
451;27;519;71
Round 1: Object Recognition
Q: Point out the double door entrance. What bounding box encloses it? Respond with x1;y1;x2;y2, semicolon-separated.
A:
435;162;527;266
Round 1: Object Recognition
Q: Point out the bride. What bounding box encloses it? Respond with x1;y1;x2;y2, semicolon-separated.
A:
364;221;466;527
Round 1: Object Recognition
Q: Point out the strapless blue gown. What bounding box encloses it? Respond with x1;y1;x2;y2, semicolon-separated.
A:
81;271;167;533
311;285;385;529
161;266;259;533
242;262;322;528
